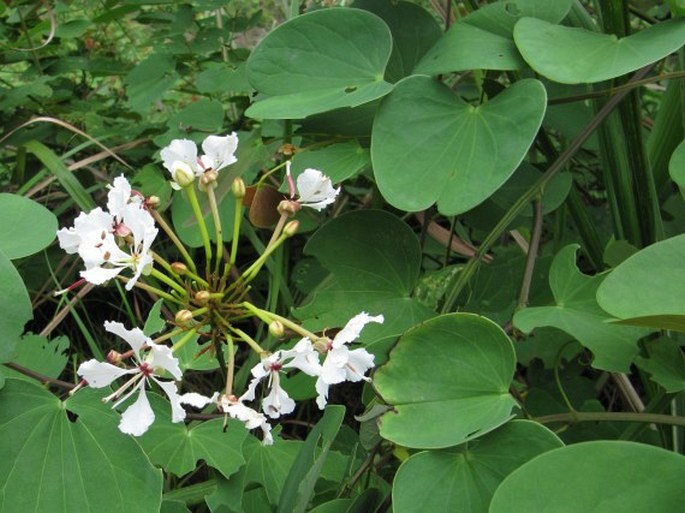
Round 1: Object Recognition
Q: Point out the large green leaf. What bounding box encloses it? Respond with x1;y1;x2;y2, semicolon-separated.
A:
597;234;685;332
514;245;648;372
374;313;517;449
0;193;56;259
0;380;162;512
372;76;546;215
295;210;434;338
514;17;685;84
0;249;32;363
139;395;246;479
670;140;685;200
393;421;563;513
125;52;178;112
290;141;370;184
636;338;685;393
414;0;573;74
353;0;442;82
4;334;69;382
245;8;393;119
490;441;685;513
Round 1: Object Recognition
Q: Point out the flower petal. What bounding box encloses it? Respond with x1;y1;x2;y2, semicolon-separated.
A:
118;383;155;436
104;321;149;357
281;338;322;377
296;168;340;211
147;342;182;380
320;346;349;385
80;265;123;285
201;133;238;171
261;375;295;419
160;139;199;174
315;377;329;410
77;359;134;387
332;312;384;348
180;392;218;409
155;379;186;423
344;347;375;382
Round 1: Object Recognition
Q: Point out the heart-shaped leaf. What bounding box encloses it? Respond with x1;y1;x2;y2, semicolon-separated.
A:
596;234;685;331
372;76;546;214
0;380;162;512
393;421;563;513
0;193;56;259
0;249;32;363
514;245;649;372
374;313;517;449
514;17;685;84
490;441;685;513
246;8;393;119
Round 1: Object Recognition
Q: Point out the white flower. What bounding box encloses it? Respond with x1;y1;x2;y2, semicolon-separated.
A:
286;162;340;211
315;312;384;409
77;321;183;436
160;133;239;188
243;339;322;419
57;207;115;268
219;394;273;445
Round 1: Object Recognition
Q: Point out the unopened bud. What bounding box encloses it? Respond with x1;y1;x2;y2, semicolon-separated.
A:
107;350;122;365
200;170;219;188
194;290;211;305
172;161;196;188
232;177;246;199
279;143;297;156
145;195;161;209
175;309;193;325
268;321;285;338
277;199;299;216
283;220;300;237
170;262;188;275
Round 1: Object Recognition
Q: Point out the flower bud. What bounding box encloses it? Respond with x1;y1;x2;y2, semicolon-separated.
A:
279;143;297;156
172;160;195;188
277;199;299;216
175;309;193;325
145;195;161;209
170;262;187;275
283;220;300;237
200;169;219;189
232;177;246;199
107;350;122;365
268;321;285;338
194;290;211;305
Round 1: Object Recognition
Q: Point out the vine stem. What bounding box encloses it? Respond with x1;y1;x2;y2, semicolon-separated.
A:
535;411;685;428
441;64;654;313
516;198;544;309
150;209;197;274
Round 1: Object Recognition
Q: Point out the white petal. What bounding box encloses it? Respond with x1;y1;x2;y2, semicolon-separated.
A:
160;139;199;174
261;375;295;419
155;379;186;423
118;384;155;436
240;375;261;402
223;400;274;445
81;265;123;285
77;359;134;387
296;168;339;211
180;392;218;409
320;346;348;385
147;342;182;380
315;377;329;410
332;312;384;348
281;338;322;377
201;133;238;171
344;348;375;382
104;321;149;356
107;175;132;218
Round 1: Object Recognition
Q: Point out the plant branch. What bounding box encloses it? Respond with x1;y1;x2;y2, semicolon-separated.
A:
3;362;75;390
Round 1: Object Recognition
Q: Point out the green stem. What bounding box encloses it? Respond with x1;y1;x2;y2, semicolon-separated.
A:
150;209;197;274
224;335;235;396
241;302;320;341
535;411;685;428
150;268;188;296
440;65;653;313
119;276;183;305
153;328;186;344
230;327;265;354
225;190;244;277
238;233;290;285
206;186;224;275
170;327;198;353
185;184;212;273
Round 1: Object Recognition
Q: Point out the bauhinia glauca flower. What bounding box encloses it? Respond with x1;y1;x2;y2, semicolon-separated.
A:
77;321;184;436
284;161;340;212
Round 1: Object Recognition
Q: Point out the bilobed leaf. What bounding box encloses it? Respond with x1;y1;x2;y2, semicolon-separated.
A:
295;210;434;337
393;421;563;513
0;193;56;259
5;334;69;382
374;313;517;449
669;140;685;199
372;76;546;214
596;234;685;332
0;380;163;512
514;245;648;372
514;17;685;84
490;441;685;513
0;249;32;363
143;299;166;336
245;8;393;119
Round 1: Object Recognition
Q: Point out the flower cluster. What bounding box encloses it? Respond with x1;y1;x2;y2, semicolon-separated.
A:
57;175;157;290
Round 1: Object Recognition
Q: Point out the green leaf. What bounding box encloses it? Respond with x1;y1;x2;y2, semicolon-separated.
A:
636;338;685;393
353;0;442;82
393;421;563;513
0;194;57;259
295;210;434;337
5;334;69;382
143;299;166;336
139;396;246;479
245;8;393;119
243;436;303;504
132;164;172;211
374;313;517;449
125;53;178;112
0;380;162;512
291;141;370;184
414;0;573;74
514;17;685;84
596;234;685;331
669;140;685;200
372;76;546;215
24;140;95;212
490;441;685;513
514;245;648;372
277;405;345;513
159;98;225;145
0;249;32;363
